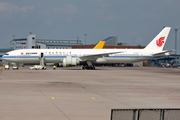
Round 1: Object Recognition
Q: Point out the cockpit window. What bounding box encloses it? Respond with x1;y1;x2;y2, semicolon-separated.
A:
5;53;9;55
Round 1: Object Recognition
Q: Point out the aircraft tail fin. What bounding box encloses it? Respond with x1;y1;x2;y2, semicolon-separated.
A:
144;27;171;51
93;41;105;49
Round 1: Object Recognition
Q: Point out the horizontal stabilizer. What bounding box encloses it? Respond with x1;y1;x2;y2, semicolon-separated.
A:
153;50;175;56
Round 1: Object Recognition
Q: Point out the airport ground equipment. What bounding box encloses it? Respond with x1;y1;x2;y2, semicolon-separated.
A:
4;64;9;70
111;108;180;120
13;65;18;70
29;65;46;70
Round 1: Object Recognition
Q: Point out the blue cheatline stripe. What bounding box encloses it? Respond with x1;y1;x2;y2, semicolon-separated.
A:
2;55;156;59
2;55;79;59
104;56;155;58
2;56;39;58
45;56;78;58
45;56;65;58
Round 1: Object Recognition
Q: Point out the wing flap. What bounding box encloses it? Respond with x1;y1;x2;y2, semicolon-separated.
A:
79;51;121;61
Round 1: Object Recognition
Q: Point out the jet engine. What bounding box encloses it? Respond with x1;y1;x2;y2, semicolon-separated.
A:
62;56;79;67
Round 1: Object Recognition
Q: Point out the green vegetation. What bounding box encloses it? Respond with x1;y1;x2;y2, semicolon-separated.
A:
143;64;152;67
0;62;3;66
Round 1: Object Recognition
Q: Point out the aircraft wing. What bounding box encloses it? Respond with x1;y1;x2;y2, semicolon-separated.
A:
153;50;175;56
79;51;121;61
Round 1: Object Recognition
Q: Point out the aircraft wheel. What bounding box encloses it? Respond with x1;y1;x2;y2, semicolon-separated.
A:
81;65;84;70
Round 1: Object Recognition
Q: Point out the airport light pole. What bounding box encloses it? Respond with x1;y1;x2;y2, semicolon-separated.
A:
175;29;178;65
77;36;79;43
85;34;87;45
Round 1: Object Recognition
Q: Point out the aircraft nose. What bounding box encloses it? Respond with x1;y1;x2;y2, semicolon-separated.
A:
2;55;8;60
2;55;5;60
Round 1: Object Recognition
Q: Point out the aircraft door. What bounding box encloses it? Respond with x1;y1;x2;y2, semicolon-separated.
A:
40;53;44;66
41;53;44;58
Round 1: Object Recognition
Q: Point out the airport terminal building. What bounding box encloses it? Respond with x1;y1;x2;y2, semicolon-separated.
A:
10;34;82;50
0;35;120;60
0;34;82;62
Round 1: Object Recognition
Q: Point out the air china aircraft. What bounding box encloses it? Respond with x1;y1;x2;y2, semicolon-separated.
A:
2;27;172;69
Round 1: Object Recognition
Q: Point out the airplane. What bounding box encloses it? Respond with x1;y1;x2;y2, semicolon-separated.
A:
2;27;172;70
93;41;105;49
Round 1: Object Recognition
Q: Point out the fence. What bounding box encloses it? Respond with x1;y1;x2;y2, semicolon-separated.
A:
111;108;180;120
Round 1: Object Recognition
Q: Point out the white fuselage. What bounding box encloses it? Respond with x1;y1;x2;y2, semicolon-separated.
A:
2;27;171;65
2;49;159;64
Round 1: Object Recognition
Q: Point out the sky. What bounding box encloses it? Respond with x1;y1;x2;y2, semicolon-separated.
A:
0;0;180;53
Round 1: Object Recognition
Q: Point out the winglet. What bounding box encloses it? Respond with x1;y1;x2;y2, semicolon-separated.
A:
93;41;105;49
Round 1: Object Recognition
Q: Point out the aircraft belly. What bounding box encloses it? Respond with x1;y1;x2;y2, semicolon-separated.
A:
96;58;107;63
6;58;39;63
45;58;63;63
104;57;134;63
102;57;152;63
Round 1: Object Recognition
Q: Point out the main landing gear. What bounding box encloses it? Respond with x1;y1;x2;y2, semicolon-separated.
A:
81;65;95;70
81;61;95;70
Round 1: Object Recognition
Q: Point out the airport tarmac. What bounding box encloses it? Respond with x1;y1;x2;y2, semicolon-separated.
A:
0;66;180;120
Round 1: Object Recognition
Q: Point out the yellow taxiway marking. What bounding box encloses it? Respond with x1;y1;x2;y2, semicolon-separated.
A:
66;81;68;82
52;97;55;99
42;81;43;82
91;97;95;99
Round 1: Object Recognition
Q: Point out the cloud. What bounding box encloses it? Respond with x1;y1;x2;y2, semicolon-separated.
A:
101;4;109;8
54;5;78;21
103;14;118;21
0;2;33;13
95;3;119;21
55;5;78;16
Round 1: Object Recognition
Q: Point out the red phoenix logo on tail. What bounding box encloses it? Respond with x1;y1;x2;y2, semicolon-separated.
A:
156;37;165;47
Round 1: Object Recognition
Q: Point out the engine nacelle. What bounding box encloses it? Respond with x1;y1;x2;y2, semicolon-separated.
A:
63;56;79;67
